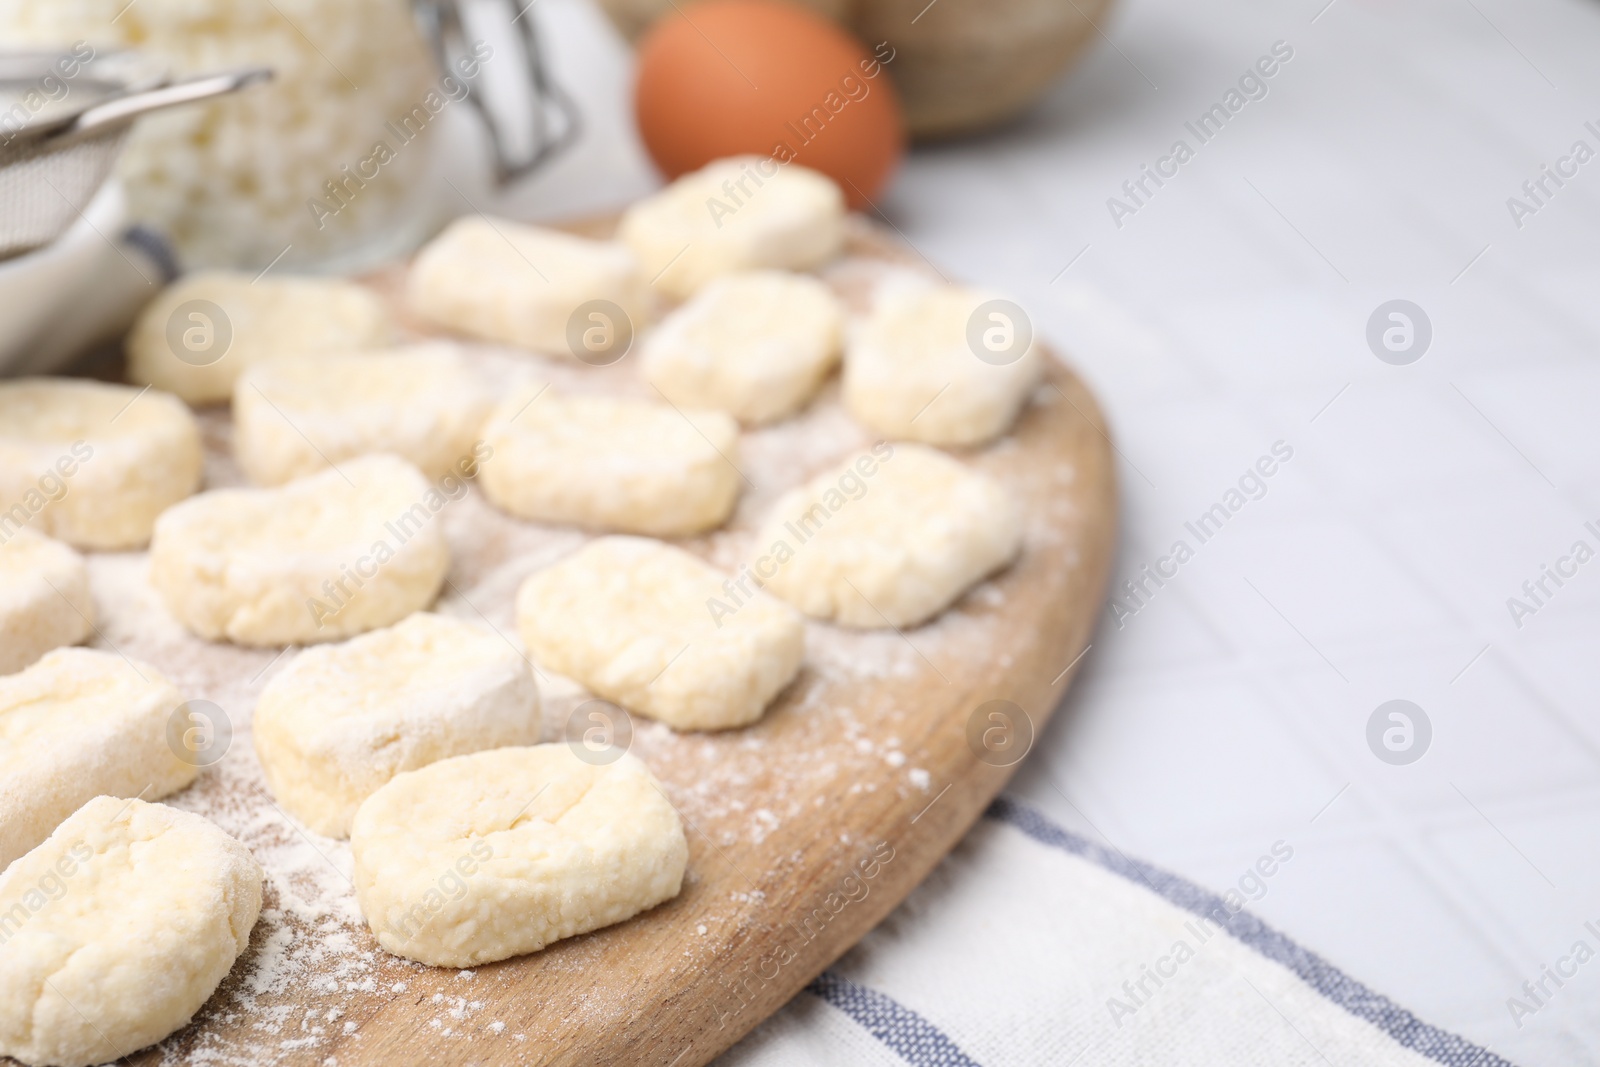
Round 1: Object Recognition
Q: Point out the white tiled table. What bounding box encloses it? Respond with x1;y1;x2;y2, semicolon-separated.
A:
517;2;1600;1063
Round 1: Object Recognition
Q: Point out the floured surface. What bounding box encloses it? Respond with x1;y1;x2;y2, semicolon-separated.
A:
40;221;1114;1067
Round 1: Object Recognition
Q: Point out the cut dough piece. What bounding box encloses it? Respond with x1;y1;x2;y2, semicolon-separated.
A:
233;345;492;486
518;537;803;730
620;156;845;300
407;216;648;357
481;389;741;536
640;270;844;425
844;285;1044;446
0;378;202;550
351;744;686;967
0;648;195;872
127;271;391;405
254;612;541;837
0;797;262;1067
753;443;1022;628
150;454;449;647
0;529;92;675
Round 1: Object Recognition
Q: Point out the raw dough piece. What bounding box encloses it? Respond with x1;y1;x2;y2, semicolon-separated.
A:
254;612;541;837
518;537;803;730
753;443;1022;628
0;378;202;550
407;216;648;356
844;285;1044;446
640;270;844;425
0;648;195;872
233;345;492;485
480;389;741;536
149;454;449;647
619;156;845;299
0;797;263;1067
0;529;92;675
127;271;391;405
351;744;686;967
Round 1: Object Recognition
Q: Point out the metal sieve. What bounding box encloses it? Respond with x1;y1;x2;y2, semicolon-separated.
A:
0;51;269;261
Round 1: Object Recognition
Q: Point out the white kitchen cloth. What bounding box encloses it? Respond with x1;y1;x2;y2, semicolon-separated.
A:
717;795;1511;1067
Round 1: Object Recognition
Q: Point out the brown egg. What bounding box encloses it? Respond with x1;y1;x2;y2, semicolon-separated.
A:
634;0;905;208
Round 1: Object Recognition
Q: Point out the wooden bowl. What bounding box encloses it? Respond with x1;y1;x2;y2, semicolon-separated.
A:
853;0;1115;138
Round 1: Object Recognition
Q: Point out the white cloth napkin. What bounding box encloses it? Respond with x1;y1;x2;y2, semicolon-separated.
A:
717;795;1512;1067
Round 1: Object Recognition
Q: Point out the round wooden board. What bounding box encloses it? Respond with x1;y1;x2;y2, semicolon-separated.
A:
62;220;1115;1067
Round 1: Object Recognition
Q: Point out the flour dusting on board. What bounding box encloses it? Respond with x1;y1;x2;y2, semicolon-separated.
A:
64;239;1087;1065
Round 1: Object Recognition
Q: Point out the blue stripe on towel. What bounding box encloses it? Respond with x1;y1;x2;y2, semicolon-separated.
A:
806;970;985;1067
986;794;1515;1067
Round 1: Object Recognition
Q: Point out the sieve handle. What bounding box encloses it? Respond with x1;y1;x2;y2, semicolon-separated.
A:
65;67;273;139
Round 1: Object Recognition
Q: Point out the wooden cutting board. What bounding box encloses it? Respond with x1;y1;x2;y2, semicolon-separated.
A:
75;220;1116;1067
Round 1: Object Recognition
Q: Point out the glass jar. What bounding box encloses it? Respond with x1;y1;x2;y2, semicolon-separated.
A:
0;0;572;272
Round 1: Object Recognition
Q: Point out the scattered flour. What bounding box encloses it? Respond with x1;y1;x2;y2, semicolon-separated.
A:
64;234;1080;1064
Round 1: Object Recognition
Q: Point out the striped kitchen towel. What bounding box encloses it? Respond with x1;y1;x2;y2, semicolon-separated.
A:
715;796;1511;1067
